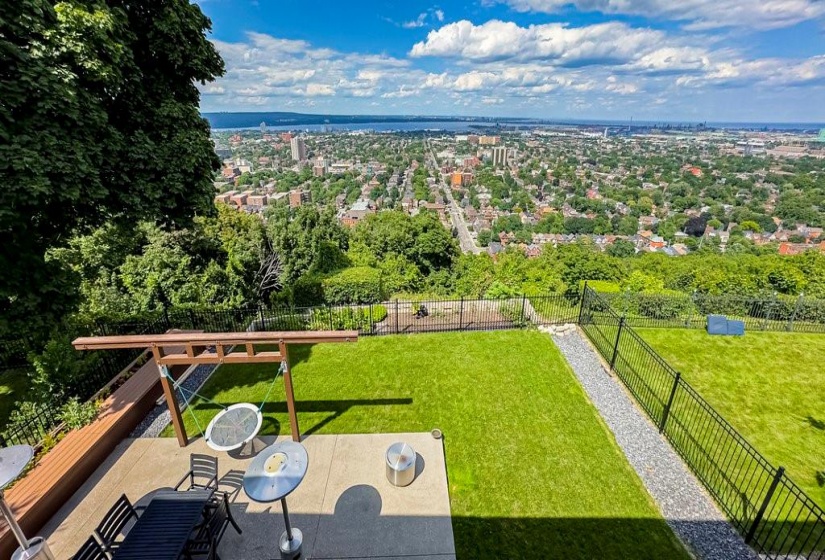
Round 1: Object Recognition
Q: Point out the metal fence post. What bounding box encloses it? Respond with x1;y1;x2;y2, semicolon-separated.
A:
163;305;171;330
578;282;588;325
745;467;785;544
520;294;527;326
459;297;465;330
369;304;374;333
659;372;681;433
762;291;777;330
395;299;400;334
188;309;196;330
788;292;803;332
259;306;266;331
685;290;696;328
327;304;334;330
609;317;625;370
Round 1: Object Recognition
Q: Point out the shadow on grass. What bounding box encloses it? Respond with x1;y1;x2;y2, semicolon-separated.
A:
806;416;825;431
194;397;414;437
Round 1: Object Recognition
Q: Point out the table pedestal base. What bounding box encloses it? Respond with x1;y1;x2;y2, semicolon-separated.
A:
11;536;55;560
278;527;303;559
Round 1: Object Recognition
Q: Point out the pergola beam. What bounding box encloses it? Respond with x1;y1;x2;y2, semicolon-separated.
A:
72;330;358;447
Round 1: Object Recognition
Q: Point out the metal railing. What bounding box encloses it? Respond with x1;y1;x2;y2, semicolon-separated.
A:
0;295;578;446
579;286;825;559
601;291;825;333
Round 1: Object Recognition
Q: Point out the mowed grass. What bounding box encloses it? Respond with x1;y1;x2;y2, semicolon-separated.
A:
168;331;688;559
639;329;825;507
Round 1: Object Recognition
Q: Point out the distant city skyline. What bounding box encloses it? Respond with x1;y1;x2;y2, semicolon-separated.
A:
195;0;825;122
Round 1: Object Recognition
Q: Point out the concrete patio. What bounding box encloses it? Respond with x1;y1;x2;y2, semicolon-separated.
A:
41;433;455;560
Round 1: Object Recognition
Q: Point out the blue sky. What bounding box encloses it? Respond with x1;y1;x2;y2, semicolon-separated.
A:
196;0;825;122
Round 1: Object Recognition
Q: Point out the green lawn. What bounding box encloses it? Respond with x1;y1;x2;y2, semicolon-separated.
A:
0;368;30;427
168;331;688;559
639;329;825;507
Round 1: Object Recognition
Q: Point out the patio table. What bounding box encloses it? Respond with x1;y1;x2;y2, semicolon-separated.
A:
243;441;308;560
113;489;212;560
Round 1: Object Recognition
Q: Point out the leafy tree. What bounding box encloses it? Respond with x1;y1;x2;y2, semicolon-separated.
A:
607;239;636;258
0;0;224;337
266;205;348;284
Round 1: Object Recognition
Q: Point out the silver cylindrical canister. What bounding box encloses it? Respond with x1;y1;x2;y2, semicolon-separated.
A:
385;442;416;487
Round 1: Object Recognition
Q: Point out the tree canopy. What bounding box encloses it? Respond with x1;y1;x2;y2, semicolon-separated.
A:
0;0;224;336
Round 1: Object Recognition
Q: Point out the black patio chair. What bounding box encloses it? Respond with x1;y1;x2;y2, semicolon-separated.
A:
175;454;219;492
71;536;107;560
185;493;242;559
94;494;138;556
216;469;245;503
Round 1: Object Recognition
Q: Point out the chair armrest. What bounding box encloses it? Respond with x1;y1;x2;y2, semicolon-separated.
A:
207;474;218;489
174;470;193;490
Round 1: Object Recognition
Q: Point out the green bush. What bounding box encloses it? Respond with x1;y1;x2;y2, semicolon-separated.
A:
291;274;325;306
499;299;527;327
28;334;99;402
58;397;100;430
322;267;385;304
263;311;308;331
308;306;385;331
372;304;388;323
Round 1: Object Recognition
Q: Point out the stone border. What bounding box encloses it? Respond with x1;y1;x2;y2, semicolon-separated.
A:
552;329;758;560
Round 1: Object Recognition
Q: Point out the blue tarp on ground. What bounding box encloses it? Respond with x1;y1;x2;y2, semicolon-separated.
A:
707;315;728;335
707;315;746;335
727;320;745;336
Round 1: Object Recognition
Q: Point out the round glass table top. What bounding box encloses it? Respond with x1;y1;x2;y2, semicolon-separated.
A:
206;403;263;452
243;441;308;503
0;445;33;490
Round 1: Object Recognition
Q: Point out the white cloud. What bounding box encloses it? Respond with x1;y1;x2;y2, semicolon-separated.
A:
410;20;670;66
500;0;825;30
198;27;825;120
434;9;445;21
403;13;428;28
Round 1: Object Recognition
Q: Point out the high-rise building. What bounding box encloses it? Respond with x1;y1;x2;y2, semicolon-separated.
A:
492;146;508;167
290;137;306;161
313;157;328;177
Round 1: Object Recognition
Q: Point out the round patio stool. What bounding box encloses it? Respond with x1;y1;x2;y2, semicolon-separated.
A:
385;442;416;487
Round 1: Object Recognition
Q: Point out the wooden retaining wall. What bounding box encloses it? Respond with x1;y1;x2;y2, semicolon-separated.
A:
0;355;189;558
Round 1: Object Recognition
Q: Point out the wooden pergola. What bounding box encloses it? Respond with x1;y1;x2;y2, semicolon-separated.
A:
72;330;358;447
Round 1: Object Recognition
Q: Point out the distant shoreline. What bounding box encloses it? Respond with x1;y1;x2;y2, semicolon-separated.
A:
202;111;824;133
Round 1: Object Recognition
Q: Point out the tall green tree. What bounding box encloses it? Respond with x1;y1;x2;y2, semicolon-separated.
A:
0;0;224;336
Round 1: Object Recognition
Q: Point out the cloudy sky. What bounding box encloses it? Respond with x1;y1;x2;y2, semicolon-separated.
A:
196;0;825;122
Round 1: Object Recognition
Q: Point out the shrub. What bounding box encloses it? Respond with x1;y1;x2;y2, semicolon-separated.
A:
322;267;385;304
308;306;385;331
499;299;527;327
635;290;694;320
5;401;52;443
28;334;99;402
484;281;521;300
262;311;308;331
372;304;388;323
58;397;100;430
291;274;325;306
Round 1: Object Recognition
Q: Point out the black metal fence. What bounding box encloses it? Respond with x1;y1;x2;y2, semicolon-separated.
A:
600;290;825;333
579;286;825;559
0;295;578;447
85;295;580;339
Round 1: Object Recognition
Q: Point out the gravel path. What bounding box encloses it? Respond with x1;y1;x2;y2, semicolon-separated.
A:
552;330;758;560
130;364;217;438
